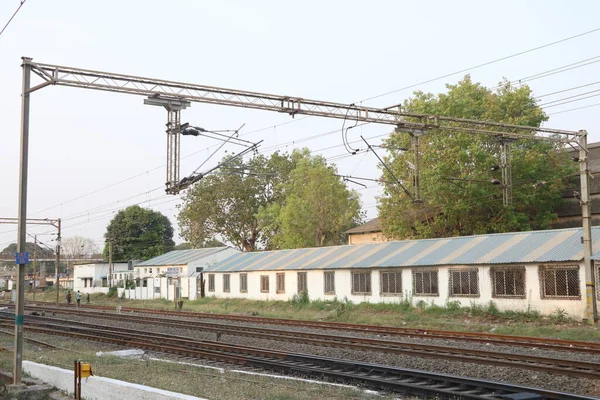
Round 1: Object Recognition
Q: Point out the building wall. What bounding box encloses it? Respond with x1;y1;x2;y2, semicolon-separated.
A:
348;232;388;245
202;263;595;319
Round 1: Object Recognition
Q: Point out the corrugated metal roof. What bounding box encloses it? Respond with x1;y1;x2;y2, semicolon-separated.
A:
136;247;234;266
206;227;600;272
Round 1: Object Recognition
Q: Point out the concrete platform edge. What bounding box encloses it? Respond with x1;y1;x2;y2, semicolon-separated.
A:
22;361;208;400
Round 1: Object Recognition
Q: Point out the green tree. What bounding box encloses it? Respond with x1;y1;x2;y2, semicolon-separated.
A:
178;152;295;251
103;205;174;260
260;149;364;249
378;76;573;239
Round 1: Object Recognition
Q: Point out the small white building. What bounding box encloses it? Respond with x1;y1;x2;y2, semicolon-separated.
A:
201;227;600;319
73;262;131;294
120;247;240;300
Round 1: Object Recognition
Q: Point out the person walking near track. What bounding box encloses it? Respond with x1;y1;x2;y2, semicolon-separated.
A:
75;290;82;307
66;291;72;305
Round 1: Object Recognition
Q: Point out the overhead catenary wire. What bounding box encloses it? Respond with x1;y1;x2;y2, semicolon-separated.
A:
0;0;26;38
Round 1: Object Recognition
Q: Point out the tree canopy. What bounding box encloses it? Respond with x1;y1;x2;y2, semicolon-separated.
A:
378;76;573;239
178;151;294;251
258;149;363;249
178;148;363;251
103;205;174;260
61;236;96;261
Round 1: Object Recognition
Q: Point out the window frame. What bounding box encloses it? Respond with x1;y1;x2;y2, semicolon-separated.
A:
260;275;270;293
351;271;372;295
239;273;248;293
297;272;307;294
539;265;581;300
223;274;231;293
412;269;439;296
449;268;480;297
208;274;215;292
276;273;285;294
490;266;526;298
380;269;403;296
324;271;335;295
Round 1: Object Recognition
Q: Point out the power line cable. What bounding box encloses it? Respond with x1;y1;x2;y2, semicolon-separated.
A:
0;0;26;37
362;27;600;104
548;102;600;116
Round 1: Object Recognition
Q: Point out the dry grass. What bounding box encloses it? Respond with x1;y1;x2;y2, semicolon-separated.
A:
0;334;402;400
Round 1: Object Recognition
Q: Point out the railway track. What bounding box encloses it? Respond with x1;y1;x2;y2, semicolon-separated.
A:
0;311;595;400
21;302;600;354
15;305;600;379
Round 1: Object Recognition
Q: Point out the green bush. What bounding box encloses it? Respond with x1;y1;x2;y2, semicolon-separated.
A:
107;287;118;298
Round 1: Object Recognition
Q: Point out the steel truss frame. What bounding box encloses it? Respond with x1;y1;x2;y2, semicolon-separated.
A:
13;57;597;387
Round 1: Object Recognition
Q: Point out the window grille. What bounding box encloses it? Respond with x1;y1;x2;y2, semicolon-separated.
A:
208;274;215;292
412;269;439;296
380;270;402;295
223;274;230;292
276;273;285;294
351;272;371;295
240;273;248;293
449;268;479;297
540;265;580;299
297;272;307;294
261;275;269;293
491;266;525;298
142;279;148;288
324;271;335;295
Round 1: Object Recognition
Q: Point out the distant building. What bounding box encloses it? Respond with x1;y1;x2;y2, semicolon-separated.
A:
73;262;133;294
344;218;387;245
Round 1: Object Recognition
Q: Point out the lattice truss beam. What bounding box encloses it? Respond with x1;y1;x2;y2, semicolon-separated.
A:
26;60;579;143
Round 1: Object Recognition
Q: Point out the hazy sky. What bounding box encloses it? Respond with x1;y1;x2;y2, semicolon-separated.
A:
1;0;599;252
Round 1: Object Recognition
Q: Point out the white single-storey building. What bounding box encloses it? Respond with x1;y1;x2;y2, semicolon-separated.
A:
73;262;131;294
119;247;240;300
201;227;600;319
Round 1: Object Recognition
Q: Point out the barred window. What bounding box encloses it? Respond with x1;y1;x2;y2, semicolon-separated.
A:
540;266;580;299
381;270;402;295
240;273;247;293
276;273;285;294
413;270;438;296
449;268;479;297
260;275;269;293
297;272;307;294
324;271;335;295
491;267;525;298
208;274;215;292
351;272;371;295
223;274;230;293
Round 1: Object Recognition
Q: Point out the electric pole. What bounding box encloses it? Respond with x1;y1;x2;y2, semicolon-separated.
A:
32;235;36;302
108;242;112;288
54;219;61;306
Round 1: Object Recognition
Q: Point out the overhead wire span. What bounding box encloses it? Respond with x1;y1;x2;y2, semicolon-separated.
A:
0;0;26;37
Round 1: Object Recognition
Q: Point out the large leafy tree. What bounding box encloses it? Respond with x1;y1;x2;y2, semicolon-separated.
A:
259;149;364;249
178;152;295;251
103;205;174;260
379;76;573;239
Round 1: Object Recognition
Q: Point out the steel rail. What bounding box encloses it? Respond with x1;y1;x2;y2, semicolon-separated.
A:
26;302;600;354
7;309;600;380
0;315;596;400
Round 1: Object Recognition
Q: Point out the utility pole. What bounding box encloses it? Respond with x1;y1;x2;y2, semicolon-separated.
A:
13;57;32;387
578;131;598;322
32;236;37;302
108;242;112;288
54;219;61;306
500;140;513;207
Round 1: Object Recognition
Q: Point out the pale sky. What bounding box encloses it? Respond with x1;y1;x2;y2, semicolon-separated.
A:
1;0;599;252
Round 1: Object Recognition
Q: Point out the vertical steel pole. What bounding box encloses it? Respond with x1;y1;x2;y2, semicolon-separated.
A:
32;235;37;301
14;56;32;386
55;219;61;305
579;131;598;322
108;242;112;288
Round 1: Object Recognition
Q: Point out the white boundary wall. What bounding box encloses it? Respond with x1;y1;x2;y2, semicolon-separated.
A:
22;361;207;400
202;263;597;319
